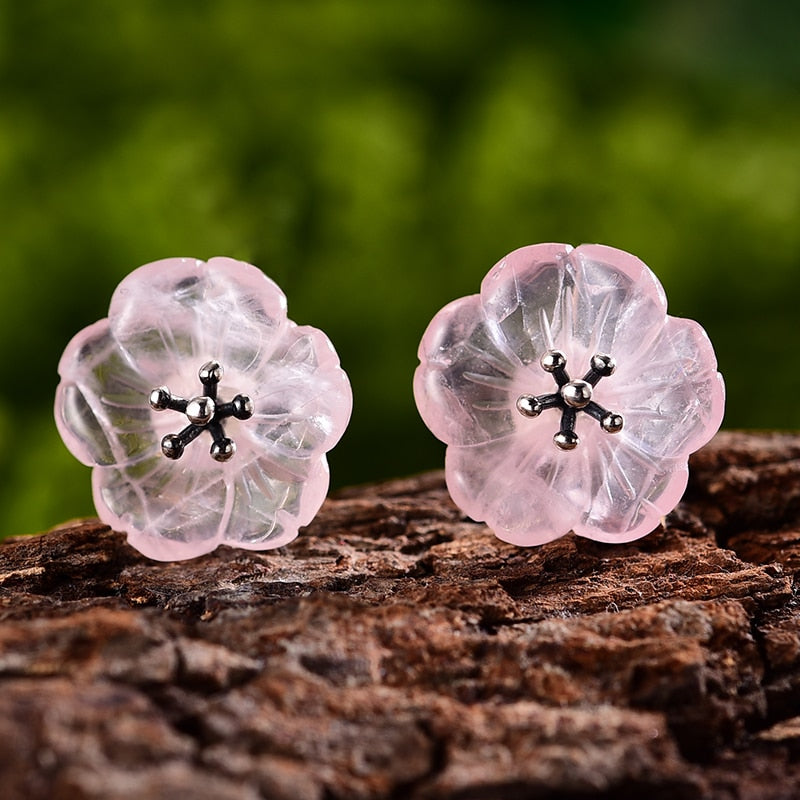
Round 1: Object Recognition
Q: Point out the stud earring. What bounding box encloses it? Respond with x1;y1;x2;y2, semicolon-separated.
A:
414;243;724;545
55;257;352;561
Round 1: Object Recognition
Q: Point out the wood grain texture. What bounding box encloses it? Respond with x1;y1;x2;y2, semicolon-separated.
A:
1;432;799;799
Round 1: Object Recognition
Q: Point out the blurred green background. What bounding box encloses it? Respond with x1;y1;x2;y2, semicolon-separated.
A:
1;0;798;536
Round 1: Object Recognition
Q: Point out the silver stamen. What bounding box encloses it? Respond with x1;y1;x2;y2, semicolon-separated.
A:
590;353;616;377
516;395;542;418
560;379;593;409
540;350;567;373
198;360;224;384
516;351;624;451
210;438;236;462
149;361;252;462
600;412;624;434
554;430;579;451
149;387;172;410
185;395;216;426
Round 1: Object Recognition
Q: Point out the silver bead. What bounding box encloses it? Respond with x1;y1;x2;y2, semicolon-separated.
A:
199;360;223;384
211;438;236;462
185;396;216;426
560;380;593;409
591;353;616;377
232;394;254;420
149;387;171;410
540;350;566;373
516;395;542;418
161;434;184;459
601;412;624;434
554;430;579;451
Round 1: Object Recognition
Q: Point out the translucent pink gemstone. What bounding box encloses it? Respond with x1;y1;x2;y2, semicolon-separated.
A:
55;257;352;560
414;243;725;545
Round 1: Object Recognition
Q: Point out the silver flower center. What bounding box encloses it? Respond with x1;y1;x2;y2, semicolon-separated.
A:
149;360;254;462
561;379;593;409
516;350;624;451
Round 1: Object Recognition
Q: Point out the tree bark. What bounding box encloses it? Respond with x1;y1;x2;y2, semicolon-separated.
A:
1;431;799;799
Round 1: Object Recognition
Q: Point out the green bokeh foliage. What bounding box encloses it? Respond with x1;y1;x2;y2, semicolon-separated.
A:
1;0;798;536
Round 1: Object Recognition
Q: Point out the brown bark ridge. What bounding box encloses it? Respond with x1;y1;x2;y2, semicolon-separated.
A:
1;431;800;799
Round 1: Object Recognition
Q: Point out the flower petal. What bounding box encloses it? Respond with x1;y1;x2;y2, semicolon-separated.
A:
481;243;669;370
604;316;726;461
446;414;689;546
570;244;669;364
480;243;574;364
445;432;584;546
93;456;227;561
245;322;353;459
93;447;331;559
55;320;159;467
220;457;331;550
575;439;689;543
414;294;519;446
107;257;288;387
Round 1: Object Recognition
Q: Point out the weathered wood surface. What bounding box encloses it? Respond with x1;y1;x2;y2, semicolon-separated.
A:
1;431;799;799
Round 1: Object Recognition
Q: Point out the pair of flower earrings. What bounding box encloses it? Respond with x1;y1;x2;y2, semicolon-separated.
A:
55;245;724;561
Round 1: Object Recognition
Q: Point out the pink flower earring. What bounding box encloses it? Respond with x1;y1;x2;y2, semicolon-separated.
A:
414;243;725;545
55;257;352;561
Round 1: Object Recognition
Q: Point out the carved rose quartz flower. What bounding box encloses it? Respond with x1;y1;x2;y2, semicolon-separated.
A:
55;257;352;561
414;243;725;545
